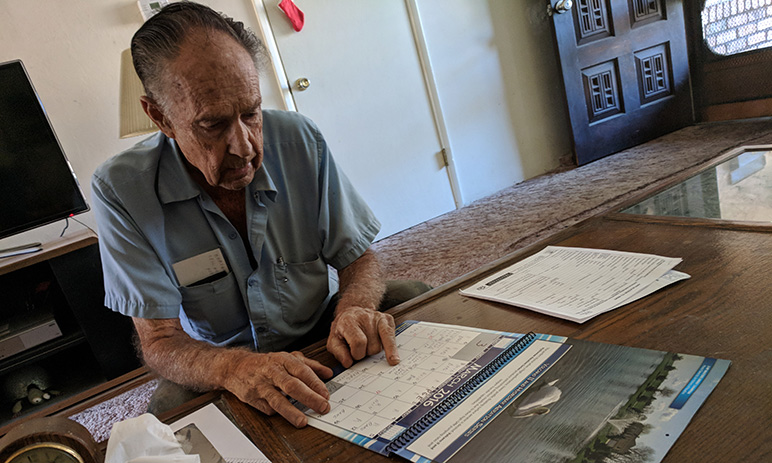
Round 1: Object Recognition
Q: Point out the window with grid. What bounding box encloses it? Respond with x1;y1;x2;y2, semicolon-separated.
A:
702;0;772;55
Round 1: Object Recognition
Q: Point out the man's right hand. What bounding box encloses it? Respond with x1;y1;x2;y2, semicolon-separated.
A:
133;317;333;428
223;350;334;427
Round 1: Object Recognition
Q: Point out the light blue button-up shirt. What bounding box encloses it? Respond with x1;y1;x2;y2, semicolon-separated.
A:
91;110;380;352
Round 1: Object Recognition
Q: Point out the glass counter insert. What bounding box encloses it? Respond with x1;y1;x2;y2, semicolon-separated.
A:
621;149;772;222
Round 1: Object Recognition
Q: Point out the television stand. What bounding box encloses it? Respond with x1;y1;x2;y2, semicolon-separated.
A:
0;230;141;433
0;243;42;259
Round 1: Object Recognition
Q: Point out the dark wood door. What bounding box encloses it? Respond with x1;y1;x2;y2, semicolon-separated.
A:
551;0;694;165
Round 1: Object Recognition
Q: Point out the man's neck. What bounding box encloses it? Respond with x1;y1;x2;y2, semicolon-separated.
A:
185;162;249;244
200;180;243;204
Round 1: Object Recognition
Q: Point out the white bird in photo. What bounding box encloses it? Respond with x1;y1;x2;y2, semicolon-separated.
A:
510;379;562;418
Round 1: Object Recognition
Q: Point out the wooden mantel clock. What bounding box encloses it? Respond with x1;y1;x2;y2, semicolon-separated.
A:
0;416;102;463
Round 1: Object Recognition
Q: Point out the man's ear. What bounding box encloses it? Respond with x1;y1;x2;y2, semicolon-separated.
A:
140;96;175;139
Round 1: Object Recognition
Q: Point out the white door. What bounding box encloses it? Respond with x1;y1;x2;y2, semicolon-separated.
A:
260;0;456;238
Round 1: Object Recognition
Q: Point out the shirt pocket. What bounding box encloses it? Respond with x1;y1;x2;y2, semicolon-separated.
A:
178;273;248;343
275;255;330;326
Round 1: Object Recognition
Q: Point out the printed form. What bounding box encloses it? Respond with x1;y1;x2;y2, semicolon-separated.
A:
460;246;689;323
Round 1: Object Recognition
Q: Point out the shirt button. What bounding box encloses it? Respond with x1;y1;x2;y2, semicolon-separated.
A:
283;277;289;283
248;279;256;287
257;326;267;333
228;232;238;239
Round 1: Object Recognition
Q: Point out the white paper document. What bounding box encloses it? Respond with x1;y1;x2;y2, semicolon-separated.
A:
171;403;271;463
460;246;689;323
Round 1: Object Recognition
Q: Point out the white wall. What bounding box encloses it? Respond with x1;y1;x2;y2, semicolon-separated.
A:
416;0;572;203
0;0;571;248
0;0;283;249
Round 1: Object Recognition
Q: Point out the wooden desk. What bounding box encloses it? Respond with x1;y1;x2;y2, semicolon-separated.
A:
168;214;772;462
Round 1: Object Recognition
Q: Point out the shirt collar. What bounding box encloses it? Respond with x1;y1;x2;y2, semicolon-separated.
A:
249;162;278;203
157;135;277;204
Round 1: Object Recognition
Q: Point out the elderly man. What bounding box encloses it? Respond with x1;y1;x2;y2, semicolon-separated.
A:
92;2;427;428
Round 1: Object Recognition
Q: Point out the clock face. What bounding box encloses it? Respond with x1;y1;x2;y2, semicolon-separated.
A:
5;443;84;463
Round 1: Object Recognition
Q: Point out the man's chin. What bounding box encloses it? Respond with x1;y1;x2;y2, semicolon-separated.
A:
219;166;255;190
220;178;253;191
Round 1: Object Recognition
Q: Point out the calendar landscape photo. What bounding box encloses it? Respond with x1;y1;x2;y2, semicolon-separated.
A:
451;339;729;463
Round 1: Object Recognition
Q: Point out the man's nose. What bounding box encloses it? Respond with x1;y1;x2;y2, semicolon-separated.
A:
227;121;253;158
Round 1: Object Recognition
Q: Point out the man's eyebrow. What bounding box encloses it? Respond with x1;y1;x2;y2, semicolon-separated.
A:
193;97;262;124
194;105;231;121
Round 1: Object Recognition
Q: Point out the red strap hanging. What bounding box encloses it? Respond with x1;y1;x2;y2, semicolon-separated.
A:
278;0;305;32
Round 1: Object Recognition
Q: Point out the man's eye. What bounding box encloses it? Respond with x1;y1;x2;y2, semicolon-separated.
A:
200;121;224;131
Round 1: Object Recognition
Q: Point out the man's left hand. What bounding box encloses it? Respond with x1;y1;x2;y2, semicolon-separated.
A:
327;306;399;368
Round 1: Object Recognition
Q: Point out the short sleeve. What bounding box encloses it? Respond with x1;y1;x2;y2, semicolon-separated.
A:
91;175;182;318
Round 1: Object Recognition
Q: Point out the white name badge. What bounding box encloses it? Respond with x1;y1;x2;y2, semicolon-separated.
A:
172;248;229;287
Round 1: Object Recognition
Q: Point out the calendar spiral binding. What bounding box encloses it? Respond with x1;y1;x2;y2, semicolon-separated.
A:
385;331;537;454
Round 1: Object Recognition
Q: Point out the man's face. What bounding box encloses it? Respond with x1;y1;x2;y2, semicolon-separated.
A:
151;29;264;191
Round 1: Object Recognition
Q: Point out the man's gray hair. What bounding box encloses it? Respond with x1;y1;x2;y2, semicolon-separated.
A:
131;1;268;103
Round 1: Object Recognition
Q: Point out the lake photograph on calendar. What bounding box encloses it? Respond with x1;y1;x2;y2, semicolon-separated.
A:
448;338;729;463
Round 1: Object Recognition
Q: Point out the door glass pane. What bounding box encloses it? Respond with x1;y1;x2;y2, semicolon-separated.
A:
702;0;772;56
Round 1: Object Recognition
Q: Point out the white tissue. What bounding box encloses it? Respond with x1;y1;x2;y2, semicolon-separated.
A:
129;458;199;463
105;413;200;463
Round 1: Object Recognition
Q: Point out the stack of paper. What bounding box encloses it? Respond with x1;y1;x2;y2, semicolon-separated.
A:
460;246;689;323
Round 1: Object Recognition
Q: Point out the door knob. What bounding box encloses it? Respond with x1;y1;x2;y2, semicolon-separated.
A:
549;0;573;15
295;77;310;91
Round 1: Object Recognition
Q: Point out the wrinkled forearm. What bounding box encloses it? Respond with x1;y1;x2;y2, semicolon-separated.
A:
134;317;334;426
133;317;250;392
336;248;385;313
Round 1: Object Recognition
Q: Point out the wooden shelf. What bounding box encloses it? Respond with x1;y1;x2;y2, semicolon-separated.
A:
0;343;106;428
0;332;87;376
0;230;97;277
0;367;151;438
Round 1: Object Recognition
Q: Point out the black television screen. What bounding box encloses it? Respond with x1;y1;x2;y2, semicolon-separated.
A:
0;60;88;240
